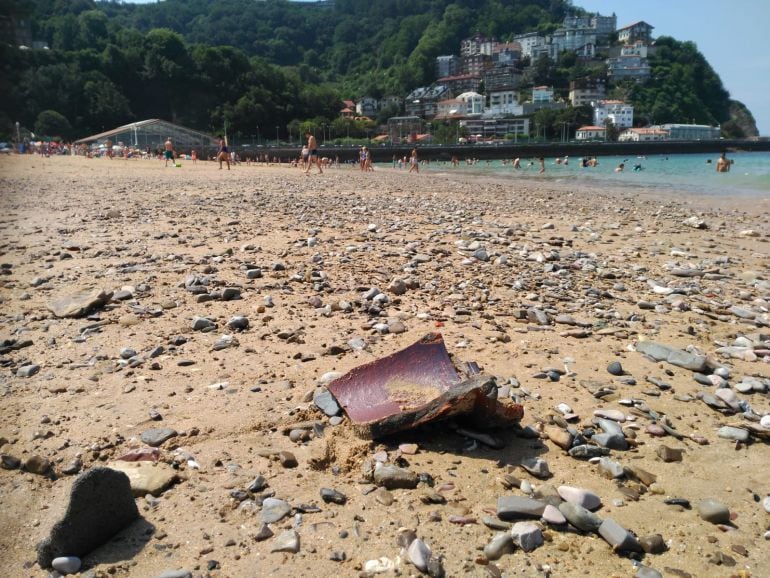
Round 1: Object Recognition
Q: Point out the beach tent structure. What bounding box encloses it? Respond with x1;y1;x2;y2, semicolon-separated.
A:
74;119;218;151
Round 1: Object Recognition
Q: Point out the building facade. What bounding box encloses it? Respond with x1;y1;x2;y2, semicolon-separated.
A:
576;125;607;140
593;100;634;128
569;77;607;107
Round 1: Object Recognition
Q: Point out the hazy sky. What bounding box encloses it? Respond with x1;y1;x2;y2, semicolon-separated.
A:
121;0;770;135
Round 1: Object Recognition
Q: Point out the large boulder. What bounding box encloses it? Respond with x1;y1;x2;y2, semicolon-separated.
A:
47;288;113;318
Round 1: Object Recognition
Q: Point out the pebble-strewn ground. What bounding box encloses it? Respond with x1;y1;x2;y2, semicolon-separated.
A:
0;155;768;578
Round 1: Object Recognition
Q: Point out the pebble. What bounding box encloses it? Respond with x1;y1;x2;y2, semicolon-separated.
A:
270;530;300;553
140;428;177;447
320;488;347;505
520;457;551;479
261;498;291;523
313;389;340;417
764;496;770;514
541;504;566;525
558;501;603;532
717;426;749;442
407;538;431;571
656;445;683;462
557;485;602;511
483;532;515;560
607;361;624;376
635;567;663;578
639;533;667;554
364;558;394;573
51;556;82;574
510;521;544;552
496;496;547;520
698;498;730;524
278;451;298;468
596;457;624;479
598;518;642;552
16;364;40;377
373;463;418;489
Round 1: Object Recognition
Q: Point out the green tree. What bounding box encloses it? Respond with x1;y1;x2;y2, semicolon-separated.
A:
34;109;71;138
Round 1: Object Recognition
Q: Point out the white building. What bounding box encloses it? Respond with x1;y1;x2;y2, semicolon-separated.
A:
659;124;721;140
532;86;554;104
487;89;523;116
455;91;485;115
513;32;544;58
576;125;607;140
593;100;634;128
618;127;669;141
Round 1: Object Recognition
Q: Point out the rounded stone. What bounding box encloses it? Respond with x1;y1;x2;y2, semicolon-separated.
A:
52;556;82;574
607;361;624;376
698;499;730;524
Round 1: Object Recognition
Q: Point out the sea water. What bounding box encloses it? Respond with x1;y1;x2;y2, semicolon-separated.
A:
420;151;770;198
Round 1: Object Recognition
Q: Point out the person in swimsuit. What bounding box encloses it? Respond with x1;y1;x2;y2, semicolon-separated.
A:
305;132;322;174
164;137;174;167
218;137;230;170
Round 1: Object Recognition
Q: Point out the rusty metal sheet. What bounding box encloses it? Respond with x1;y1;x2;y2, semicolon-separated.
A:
327;333;523;438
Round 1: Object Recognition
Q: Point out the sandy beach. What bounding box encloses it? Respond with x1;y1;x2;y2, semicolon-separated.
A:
0;154;768;578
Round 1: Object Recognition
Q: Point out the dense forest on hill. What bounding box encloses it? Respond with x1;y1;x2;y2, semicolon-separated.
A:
0;0;757;141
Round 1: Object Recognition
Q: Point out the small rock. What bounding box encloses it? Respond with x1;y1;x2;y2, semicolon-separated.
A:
656;445;683;462
373;463;418;489
261;498;291;524
558;501;602;532
607;361;624;376
717;426;749;442
496;496;547;520
598;518;642;552
278;451;298;468
51;556;82;574
483;532;515;560
510;521;544;552
140;428;177;448
520;457;550;479
557;485;602;511
639;533;667;554
698;499;730;524
270;530;300;553
320;488;347;505
407;538;431;571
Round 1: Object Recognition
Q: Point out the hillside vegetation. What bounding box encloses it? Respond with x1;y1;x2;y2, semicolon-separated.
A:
0;0;757;140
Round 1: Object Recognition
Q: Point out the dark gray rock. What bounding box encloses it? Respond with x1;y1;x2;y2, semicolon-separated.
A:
598;518;643;552
568;445;609;459
320;488;347;505
261;498;291;523
639;533;667;554
37;468;140;568
558;501;602;532
510;521;544;552
226;315;249;331
140;428;177;447
51;556;82;574
496;496;547;520
607;361;624;376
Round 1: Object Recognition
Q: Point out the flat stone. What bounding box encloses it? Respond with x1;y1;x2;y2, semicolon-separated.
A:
106;461;178;497
156;572;192;578
261;498;291;523
278;451;298;468
484;532;515;560
16;364;40;377
593;409;626;422
270;530;300;553
36;468;140;568
636;341;707;373
373;463;418;489
718;426;749;442
254;523;274;541
558;501;602;532
557;485;602;511
635;567;663;578
140;428;177;447
541;504;566;525
48;288;113;318
520;457;551;479
598;518;643;552
313;389;341;417
569;445;609;459
510;521;544;552
698;498;730;524
545;426;572;450
191;316;216;331
624;465;657;487
496;496;547;520
593;432;628;451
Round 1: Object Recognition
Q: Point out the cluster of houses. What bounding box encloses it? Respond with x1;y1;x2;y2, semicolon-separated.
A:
344;14;721;143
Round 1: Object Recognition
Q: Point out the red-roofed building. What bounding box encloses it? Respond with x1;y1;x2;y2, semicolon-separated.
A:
576;125;607;140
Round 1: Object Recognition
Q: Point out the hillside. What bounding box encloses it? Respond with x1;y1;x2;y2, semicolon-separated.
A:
0;0;757;140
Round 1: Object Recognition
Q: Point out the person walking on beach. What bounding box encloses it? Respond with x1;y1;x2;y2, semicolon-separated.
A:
191;149;197;164
305;132;323;174
164;137;174;167
538;157;545;174
716;152;731;172
217;137;230;170
409;148;419;173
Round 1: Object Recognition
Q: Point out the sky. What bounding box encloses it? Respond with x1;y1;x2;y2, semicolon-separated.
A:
121;0;770;136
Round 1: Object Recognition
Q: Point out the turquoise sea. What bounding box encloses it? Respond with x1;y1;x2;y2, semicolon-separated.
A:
417;151;770;198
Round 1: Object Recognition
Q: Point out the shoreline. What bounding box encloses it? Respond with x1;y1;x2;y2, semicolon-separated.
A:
1;155;768;578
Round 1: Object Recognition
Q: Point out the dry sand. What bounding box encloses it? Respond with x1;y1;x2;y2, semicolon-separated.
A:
0;154;768;578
